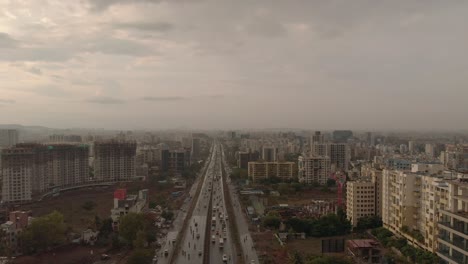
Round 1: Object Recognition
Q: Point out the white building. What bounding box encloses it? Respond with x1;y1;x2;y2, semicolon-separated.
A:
298;155;331;185
346;180;376;227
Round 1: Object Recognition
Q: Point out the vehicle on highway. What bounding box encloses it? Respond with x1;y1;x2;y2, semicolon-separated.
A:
219;238;224;249
222;254;228;262
212;235;216;243
198;250;202;256
196;233;200;239
164;249;168;257
211;216;216;226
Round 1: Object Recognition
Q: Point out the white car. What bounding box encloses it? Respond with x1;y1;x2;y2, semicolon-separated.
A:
222;254;228;262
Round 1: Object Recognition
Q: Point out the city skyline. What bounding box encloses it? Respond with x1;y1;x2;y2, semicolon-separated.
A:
1;1;468;130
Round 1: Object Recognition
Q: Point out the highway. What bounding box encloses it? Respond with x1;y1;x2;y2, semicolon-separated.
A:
221;144;260;264
171;142;236;264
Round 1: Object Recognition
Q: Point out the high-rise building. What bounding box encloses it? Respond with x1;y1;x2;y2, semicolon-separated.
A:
248;161;296;182
409;141;415;154
426;143;435;158
191;137;201;160
298;155;331;185
94;140;136;182
0;129;19;147
437;178;468;263
237;151;260;170
262;146;277;162
161;149;191;174
311;131;324;144
346;180;376;227
1;147;34;203
332;130;353;143
1;144;90;203
329;143;350;172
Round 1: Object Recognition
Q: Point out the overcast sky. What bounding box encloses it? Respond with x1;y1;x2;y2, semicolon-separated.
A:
0;0;467;130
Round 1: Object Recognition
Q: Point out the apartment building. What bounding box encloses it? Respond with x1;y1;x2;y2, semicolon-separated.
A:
248;161;296;182
346;180;376;227
0;129;18;147
161;148;191;174
298;155;331;185
382;166;448;252
237;151;260;170
1;144;90;203
1;147;34;203
310;143;349;172
94;140;136;182
437;178;468;264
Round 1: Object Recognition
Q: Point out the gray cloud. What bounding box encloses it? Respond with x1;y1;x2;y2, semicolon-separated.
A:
0;33;18;48
141;96;186;101
0;99;15;104
85;96;126;104
114;21;174;32
25;66;42;75
84;37;152;56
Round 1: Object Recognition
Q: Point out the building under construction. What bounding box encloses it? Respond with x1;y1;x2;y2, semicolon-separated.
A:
1;143;89;203
94;140;136;182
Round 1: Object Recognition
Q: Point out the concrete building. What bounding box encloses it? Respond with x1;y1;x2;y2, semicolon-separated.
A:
191;137;201;161
332;130;353;143
237;151;260;170
110;188;148;231
0;129;18;147
94;140;136;182
262;146;277;162
298;156;331;185
426;143;435;158
437;178;468;264
49;134;82;143
161;148;191;175
248;161;296;182
1;144;90;203
347;239;382;264
346;180;376;227
329;143;350;172
0;211;32;255
1;147;34;203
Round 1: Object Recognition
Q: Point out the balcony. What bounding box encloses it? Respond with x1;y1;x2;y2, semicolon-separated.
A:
438;250;465;264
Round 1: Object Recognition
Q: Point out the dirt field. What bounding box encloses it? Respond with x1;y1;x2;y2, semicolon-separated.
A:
16;180;187;233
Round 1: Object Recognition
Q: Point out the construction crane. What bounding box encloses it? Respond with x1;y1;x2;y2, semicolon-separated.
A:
330;172;346;208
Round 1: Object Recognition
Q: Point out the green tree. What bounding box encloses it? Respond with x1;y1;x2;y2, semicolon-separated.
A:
290;251;304;264
119;213;146;244
82;201;96;211
262;215;281;229
161;210;174;221
326;179;336;187
20;211;67;254
133;230;147;249
99;218;114;238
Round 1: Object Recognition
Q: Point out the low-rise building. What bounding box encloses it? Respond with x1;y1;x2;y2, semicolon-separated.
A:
247;161;296;182
110;188;148;231
347;239;382;264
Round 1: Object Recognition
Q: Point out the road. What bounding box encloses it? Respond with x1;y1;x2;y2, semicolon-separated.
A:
155;144;215;264
221;144;260;264
171;142;236;264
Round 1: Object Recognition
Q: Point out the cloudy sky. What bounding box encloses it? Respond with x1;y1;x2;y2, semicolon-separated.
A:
0;0;467;130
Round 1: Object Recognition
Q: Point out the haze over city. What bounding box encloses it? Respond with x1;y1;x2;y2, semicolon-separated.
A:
1;0;468;130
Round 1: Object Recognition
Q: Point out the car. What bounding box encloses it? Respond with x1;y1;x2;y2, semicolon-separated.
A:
164;249;169;257
100;254;110;260
251;260;255;264
196;233;200;239
195;222;198;227
198;250;202;256
222;254;228;262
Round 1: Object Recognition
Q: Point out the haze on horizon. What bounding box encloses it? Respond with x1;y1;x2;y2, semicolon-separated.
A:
0;0;467;131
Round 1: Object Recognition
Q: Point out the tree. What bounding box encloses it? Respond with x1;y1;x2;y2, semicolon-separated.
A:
20;211;67;254
119;213;146;244
99;218;114;238
133;230;147;249
326;179;336;187
355;215;382;231
262;215;281;229
127;249;153;264
290;251;304;264
161;210;174;221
